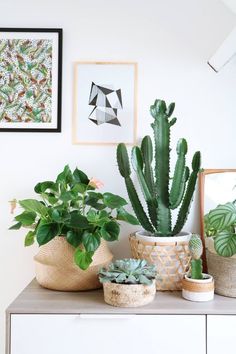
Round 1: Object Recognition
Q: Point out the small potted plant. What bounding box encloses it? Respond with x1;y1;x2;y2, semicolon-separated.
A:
182;234;214;302
117;99;201;290
9;165;139;291
205;202;236;297
99;259;157;307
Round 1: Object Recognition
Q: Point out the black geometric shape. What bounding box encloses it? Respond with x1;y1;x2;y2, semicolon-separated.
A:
89;118;99;125
105;97;112;108
89;94;98;106
116;89;123;108
88;82;123;127
107;118;121;126
98;85;114;95
88;82;95;105
88;106;96;118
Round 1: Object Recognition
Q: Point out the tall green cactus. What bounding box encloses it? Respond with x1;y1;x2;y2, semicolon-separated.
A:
116;99;201;236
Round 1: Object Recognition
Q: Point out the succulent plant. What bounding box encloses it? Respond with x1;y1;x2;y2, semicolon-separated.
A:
189;234;203;279
99;259;157;285
117;99;201;236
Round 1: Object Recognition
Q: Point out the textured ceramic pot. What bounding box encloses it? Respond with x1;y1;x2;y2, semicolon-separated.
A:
182;274;214;302
34;236;113;291
129;231;192;291
103;280;156;307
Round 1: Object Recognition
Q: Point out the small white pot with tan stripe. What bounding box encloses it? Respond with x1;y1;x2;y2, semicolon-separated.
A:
182;274;214;302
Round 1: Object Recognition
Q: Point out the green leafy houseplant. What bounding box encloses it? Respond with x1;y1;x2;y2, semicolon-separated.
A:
10;165;139;270
99;259;157;285
205;202;236;257
117;99;201;236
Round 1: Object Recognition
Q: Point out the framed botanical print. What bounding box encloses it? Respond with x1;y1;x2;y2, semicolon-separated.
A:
73;61;137;145
0;28;62;132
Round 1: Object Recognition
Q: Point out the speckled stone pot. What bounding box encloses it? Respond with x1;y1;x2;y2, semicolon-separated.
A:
103;280;156;307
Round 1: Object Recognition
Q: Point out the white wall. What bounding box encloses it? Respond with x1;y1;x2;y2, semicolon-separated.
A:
1;0;236;352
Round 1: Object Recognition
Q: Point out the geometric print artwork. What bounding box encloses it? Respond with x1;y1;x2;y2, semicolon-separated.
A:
88;82;123;126
0;39;52;123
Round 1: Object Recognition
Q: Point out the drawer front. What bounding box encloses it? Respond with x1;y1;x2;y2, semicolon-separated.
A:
207;315;236;354
11;314;206;354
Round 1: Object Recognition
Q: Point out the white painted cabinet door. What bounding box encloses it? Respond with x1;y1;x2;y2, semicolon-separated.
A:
207;315;236;354
11;314;205;354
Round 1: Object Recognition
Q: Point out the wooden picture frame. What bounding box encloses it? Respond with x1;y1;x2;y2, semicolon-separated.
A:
199;169;236;271
72;61;137;145
0;28;62;132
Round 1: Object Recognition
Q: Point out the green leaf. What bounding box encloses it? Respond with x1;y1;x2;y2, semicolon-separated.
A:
82;231;101;252
34;181;58;194
74;248;94;270
208;203;236;231
87;210;98;223
73;168;89;185
117;207;140;225
36;222;60;245
103;192;127;209
214;232;236;257
56;165;73;184
19;199;48;217
15;211;36;226
67;211;89;229
24;231;35;246
59;191;75;202
72;183;87;194
51;209;70;223
9;222;22;230
43;193;58;205
66;230;83;248
101;221;120;241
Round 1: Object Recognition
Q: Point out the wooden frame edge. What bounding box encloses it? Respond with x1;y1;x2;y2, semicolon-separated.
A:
199;169;236;272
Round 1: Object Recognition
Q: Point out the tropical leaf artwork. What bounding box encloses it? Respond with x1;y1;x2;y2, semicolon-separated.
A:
0;39;52;123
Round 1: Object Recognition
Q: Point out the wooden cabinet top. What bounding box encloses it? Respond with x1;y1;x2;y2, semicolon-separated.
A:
6;279;236;315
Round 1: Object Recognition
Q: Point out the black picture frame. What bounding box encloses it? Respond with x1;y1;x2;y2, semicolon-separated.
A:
0;28;62;132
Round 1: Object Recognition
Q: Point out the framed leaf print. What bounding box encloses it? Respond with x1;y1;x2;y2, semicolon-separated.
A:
73;61;137;145
0;28;62;132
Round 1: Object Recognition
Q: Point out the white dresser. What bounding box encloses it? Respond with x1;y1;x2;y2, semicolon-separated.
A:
6;280;236;354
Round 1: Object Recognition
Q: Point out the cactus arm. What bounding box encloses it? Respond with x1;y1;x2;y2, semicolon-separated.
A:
191;259;203;279
131;146;158;228
173;151;201;235
141;135;156;197
117;143;155;233
170;139;188;209
151;100;171;235
116;143;131;178
166;102;175;117
125;177;156;233
169;117;177;127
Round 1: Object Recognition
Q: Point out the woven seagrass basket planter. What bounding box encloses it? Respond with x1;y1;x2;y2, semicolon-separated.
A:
206;249;236;298
129;232;191;291
103;280;156;307
34;236;113;291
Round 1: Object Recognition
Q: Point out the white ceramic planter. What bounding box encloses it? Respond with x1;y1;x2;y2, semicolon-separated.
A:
129;231;192;291
135;230;192;243
103;280;156;307
182;274;214;302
